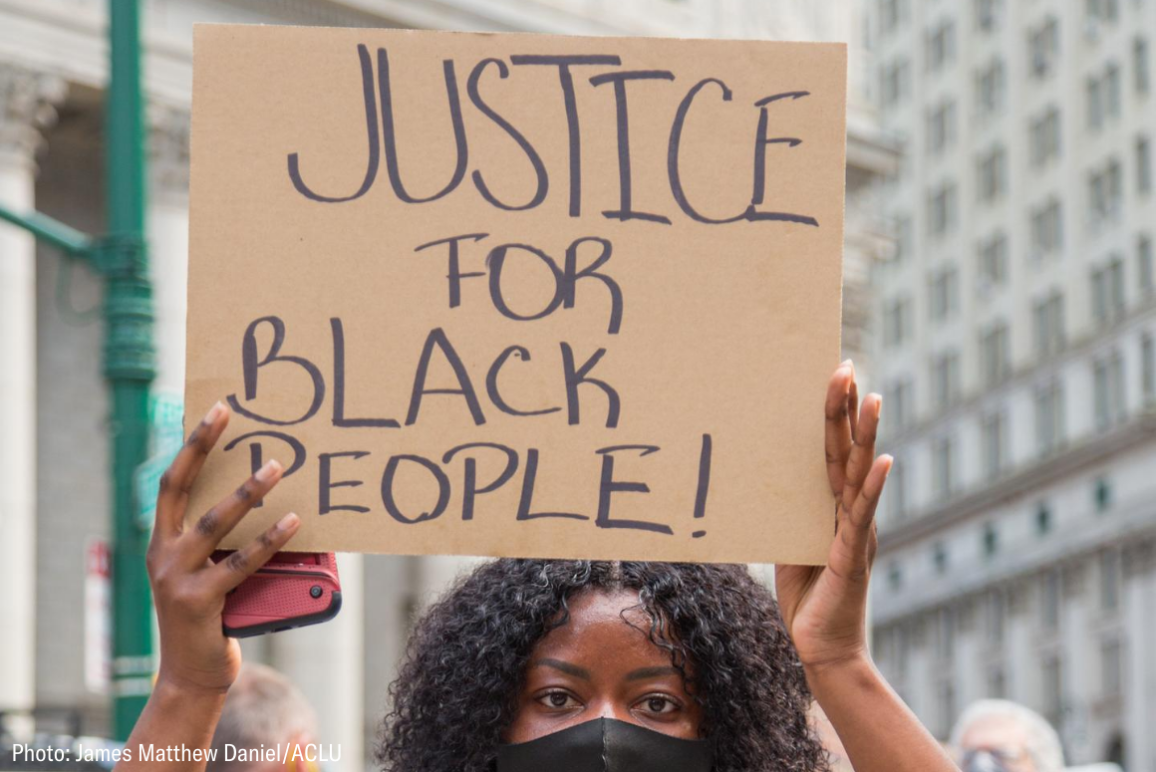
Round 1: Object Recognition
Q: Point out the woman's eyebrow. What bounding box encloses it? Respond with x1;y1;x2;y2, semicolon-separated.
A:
532;658;592;680
624;666;680;681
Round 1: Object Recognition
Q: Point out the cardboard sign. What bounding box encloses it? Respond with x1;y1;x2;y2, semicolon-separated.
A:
186;25;846;564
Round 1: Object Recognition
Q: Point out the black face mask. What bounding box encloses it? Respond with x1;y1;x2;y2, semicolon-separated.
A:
497;717;714;772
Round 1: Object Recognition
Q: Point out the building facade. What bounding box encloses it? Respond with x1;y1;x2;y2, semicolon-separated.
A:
866;0;1156;770
0;1;889;770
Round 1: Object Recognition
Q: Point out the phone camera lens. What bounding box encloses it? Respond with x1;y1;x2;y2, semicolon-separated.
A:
310;585;323;599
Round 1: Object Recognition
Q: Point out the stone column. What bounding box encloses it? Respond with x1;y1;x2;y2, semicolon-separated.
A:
147;104;190;397
271;553;365;772
0;61;65;729
1123;541;1155;772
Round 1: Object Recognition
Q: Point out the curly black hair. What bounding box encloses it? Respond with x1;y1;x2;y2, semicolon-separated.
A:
376;560;830;772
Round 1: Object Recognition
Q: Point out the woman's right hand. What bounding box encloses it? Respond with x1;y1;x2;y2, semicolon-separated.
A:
146;401;300;695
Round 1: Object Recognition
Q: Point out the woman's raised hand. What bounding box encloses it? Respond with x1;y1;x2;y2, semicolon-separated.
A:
775;361;891;674
146;401;300;694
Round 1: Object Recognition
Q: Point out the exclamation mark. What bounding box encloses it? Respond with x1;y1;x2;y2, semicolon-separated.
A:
692;433;712;538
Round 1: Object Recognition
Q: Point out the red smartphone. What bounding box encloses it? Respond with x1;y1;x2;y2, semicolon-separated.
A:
212;551;342;638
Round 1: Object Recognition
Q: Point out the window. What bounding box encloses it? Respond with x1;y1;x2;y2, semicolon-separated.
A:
980;322;1011;386
1037;501;1053;535
1088;65;1123;129
931;351;962;408
938;681;957;738
880;0;906;38
1033;291;1066;356
1029;18;1061;80
926;21;956;73
1100;550;1121;610
929;183;958;238
1090;256;1126;325
936;608;956;660
932;435;956;496
988;667;1006;698
1094;476;1114;511
1142;332;1156;400
1030;106;1063;168
929;265;960;322
1139;235;1154;295
1092;351;1125;429
1138;136;1152;195
981;410;1007;476
1087;0;1120;24
1041;571;1061;630
978;232;1008;287
888;561;904;591
891;215;913;264
887;460;907;522
927;100;958;156
1089;160;1124;229
1030;199;1063;258
1041;655;1062;724
977;146;1007;202
982;522;999;558
985;591;1005;644
883;296;912;348
885;377;914;433
1101;639;1123;698
975;60;1005;117
933;541;949;573
881;58;912;109
976;0;1001;32
1137;37;1151;95
1034;379;1065;455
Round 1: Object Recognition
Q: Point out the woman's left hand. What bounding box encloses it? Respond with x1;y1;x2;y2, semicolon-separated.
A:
776;360;892;674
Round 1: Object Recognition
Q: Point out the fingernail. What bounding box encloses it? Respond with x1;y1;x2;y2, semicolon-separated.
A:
277;513;300;530
881;455;894;474
203;401;224;424
840;358;853;369
255;459;282;483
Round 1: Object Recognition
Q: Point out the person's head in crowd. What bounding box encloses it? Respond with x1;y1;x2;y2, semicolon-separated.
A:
377;560;829;772
207;663;318;772
949;700;1064;772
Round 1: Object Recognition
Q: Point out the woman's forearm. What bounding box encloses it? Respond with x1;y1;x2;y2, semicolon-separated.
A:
114;679;225;772
806;655;958;772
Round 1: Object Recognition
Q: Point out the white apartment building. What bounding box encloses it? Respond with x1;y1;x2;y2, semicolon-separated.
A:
0;1;891;769
867;1;1156;770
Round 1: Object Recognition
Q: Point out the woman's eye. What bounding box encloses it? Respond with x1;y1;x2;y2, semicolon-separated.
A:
638;696;679;715
538;691;578;710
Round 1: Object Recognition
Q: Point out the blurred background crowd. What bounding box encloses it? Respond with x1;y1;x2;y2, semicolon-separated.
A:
0;1;1154;771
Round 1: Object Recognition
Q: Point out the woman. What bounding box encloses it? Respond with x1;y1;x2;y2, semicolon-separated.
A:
118;363;957;772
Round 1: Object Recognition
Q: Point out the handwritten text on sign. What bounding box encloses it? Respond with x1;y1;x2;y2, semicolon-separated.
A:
186;26;846;564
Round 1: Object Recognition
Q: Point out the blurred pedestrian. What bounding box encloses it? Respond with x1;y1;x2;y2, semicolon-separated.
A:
949;700;1064;772
206;664;317;772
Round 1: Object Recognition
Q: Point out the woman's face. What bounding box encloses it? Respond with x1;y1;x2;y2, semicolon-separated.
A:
503;589;704;744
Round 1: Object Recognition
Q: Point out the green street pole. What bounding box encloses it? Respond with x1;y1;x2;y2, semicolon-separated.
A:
0;0;156;739
106;0;157;739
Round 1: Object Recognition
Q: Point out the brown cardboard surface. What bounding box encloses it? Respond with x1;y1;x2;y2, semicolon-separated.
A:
185;24;846;564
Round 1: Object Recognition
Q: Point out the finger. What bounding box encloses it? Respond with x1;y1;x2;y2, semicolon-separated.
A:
831;455;891;583
209;513;301;594
824;363;854;497
847;363;860;442
842;393;881;510
156;401;229;536
182;459;284;565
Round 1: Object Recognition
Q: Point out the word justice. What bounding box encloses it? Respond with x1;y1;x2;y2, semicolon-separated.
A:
287;45;818;226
